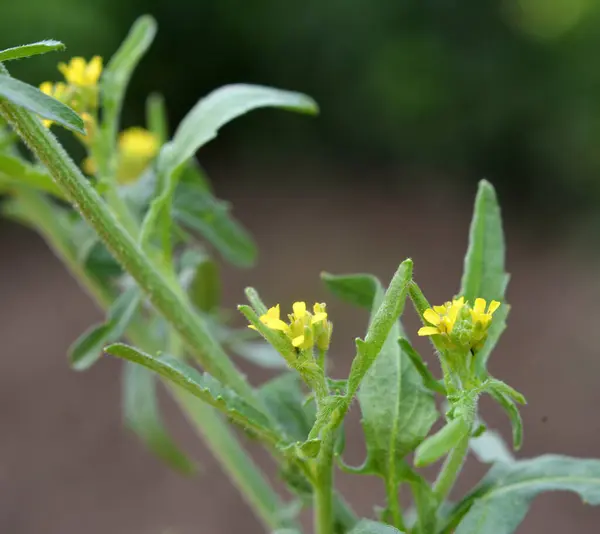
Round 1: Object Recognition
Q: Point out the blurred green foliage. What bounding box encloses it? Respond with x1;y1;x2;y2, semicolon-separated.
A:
3;0;600;209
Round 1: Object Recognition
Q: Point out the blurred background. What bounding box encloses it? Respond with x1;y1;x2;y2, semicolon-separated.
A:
3;0;600;532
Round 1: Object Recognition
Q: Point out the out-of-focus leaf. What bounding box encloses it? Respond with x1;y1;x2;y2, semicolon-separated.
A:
321;272;379;309
470;427;515;465
0;74;84;133
0;153;63;197
179;249;221;312
173;174;257;267
348;519;403;533
123;362;196;474
158;84;318;176
452;455;600;534
69;287;140;370
106;343;279;444
230;340;288;369
146;92;169;144
0;40;65;62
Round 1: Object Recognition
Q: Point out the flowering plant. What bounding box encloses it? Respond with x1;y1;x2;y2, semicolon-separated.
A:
1;15;600;534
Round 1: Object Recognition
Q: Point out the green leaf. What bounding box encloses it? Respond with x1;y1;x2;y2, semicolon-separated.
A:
358;282;438;475
179;249;221;312
69;287;141;370
123;362;196;474
0;75;84;133
173;170;257;267
159;84;318;176
101;15;156;126
470;427;515;465
454;455;600;534
0;40;65;62
346;259;413;400
321;272;379;309
259;373;315;442
0;153;63;197
460;179;509;303
488;389;523;450
146;92;169;144
399;338;446;395
414;417;470;467
105;343;280;445
348;519;403;534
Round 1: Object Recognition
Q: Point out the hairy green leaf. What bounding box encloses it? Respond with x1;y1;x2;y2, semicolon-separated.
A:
358;282;438;475
123;362;196;474
460;179;508;303
0;153;63;197
414;417;470;467
0;75;84;133
69;287;140;370
321;272;379;309
159;84;318;176
348;519;403;534
488;389;523;450
0;40;65;62
453;455;600;534
173;172;257;267
106;343;279;445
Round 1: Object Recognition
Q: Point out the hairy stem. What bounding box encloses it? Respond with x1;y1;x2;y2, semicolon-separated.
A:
314;432;335;534
433;435;470;503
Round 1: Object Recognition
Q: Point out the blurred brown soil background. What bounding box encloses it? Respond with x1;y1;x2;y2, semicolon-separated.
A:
2;171;600;533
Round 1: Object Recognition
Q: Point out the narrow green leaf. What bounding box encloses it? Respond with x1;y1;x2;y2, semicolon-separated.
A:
321;272;379;309
259;373;315;442
105;343;280;445
101;15;156;124
0;40;65;62
460;179;508;303
348;519;403;534
179;249;221;312
399;338;446;395
69;287;140;370
0;153;63;197
0;75;84;133
146;92;169;144
454;455;600;534
173;174;257;267
123;362;196;474
159;84;319;176
358;282;438;476
470;427;515;465
488;389;523;450
414;417;470;467
346;259;413;400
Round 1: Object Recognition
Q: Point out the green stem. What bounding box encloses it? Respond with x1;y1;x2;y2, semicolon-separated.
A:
385;477;404;531
0;69;257;407
13;188;287;530
433;435;470;503
314;432;335;534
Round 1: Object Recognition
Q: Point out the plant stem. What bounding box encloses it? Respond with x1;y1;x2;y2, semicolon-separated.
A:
0;70;257;407
385;476;404;531
314;431;335;534
433;435;470;502
13;188;287;530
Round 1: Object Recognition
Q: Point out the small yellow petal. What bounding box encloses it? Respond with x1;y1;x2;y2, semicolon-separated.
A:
293;301;307;318
433;305;447;314
423;309;441;326
418;326;440;336
86;55;103;84
292;335;305;347
473;298;486;315
488;300;501;315
263;318;289;332
39;82;53;95
311;312;327;324
455;296;465;306
262;305;280;321
248;325;257;331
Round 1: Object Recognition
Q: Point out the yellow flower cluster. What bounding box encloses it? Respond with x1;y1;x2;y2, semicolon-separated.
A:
418;297;501;350
83;127;159;183
252;301;332;351
39;56;103;129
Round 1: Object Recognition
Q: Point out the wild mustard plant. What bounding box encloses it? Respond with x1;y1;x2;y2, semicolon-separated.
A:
1;15;600;534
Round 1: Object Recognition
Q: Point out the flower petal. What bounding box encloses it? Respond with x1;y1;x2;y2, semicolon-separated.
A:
433;305;447;314
292;335;305;347
263;318;289;332
311;312;327;324
418;326;440;336
423;309;441;325
488;300;501;314
473;298;486;315
248;325;257;331
293;301;307;318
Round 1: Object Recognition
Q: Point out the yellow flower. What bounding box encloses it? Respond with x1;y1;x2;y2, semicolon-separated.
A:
116;127;159;183
250;301;331;351
418;297;465;337
469;298;501;328
418;296;501;351
58;56;103;87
